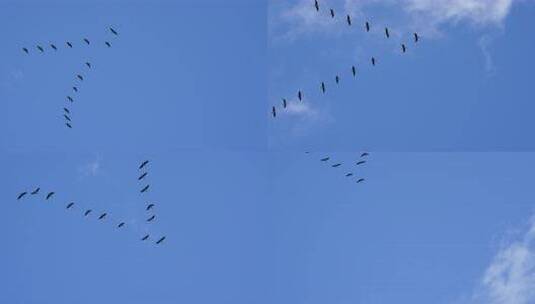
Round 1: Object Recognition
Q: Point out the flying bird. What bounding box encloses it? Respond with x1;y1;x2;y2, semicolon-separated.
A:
314;0;319;11
105;41;111;47
330;9;335;18
63;107;70;114
282;98;287;108
65;123;72;129
72;86;78;92
141;234;149;241
335;75;340;84
138;172;148;180
360;152;369;157
298;90;303;101
321;82;326;93
117;222;125;228
352;66;356;77
365;21;370;32
356;160;366;165
346;15;352;26
22;47;29;54
371;57;376;66
147;215;155;222
140;185;150;193
83;38;90;45
332;164;341;168
357;178;365;183
66;202;74;209
156;236;166;244
320;157;330;162
98;213;107;220
139;160;149;169
385;27;390;38
401;44;407;53
77;75;84;81
345;173;354;177
84;209;92;216
46;192;55;200
37;45;44;52
50;44;57;50
85;62;91;68
272;106;276;118
31;187;40;195
146;204;155;211
109;27;119;35
64;114;71;122
17;192;27;200
414;32;419;43
67;96;74;102
66;41;73;48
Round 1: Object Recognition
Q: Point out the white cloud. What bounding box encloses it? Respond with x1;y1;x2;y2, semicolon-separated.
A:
467;216;535;304
78;156;102;177
478;34;497;75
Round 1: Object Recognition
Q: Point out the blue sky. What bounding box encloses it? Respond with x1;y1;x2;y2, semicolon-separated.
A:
3;0;535;303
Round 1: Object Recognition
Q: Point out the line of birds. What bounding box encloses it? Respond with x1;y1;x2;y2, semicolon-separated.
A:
306;151;370;184
22;27;120;129
271;1;420;118
15;160;167;245
136;159;167;244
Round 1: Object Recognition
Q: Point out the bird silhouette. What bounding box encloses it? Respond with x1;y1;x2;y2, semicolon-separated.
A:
77;75;84;81
401;44;407;53
332;163;342;168
83;38;90;45
117;222;125;228
72;86;78;92
365;21;370;32
330;9;335;18
105;41;111;47
84;209;92;216
17;192;27;200
110;27;119;35
65;123;72;129
282;98;287;108
320;157;330;162
156;236;166;244
140;185;150;193
138;172;148;180
147;215;156;222
46;192;55;200
346;15;351;26
321;82;326;93
66;41;73;48
85;62;91;68
64;114;71;122
298;90;303;101
335;75;340;84
146;204;155;211
50;44;57;50
356;160;366;165
141;234;150;241
314;0;319;11
352;66;356;77
67;96;74;102
357;178;365;183
385;27;390;38
63;107;70;114
414;32;419;43
37;45;44;52
345;173;354;177
31;187;40;195
66;202;74;209
371;57;376;66
139;160;149;169
22;47;29;54
98;213;107;220
361;152;369;157
272;106;276;118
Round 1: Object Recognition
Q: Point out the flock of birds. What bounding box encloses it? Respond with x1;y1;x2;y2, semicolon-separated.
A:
308;151;370;184
16;160;167;245
22;27;120;129
271;0;420;118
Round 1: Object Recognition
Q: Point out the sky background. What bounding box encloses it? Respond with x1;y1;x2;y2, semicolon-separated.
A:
3;0;535;303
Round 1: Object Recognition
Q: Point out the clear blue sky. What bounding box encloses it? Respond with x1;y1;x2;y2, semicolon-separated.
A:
2;0;535;303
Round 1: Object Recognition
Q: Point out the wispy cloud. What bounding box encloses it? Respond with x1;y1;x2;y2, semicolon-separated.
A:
78;156;102;177
464;215;535;304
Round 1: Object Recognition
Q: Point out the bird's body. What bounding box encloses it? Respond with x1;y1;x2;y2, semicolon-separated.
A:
64;114;71;122
46;192;55;200
146;204;155;211
357;178;365;183
31;187;40;195
138;172;148;180
66;42;73;48
401;44;407;53
141;234;149;241
77;75;84;81
85;62;91;68
98;213;107;220
37;45;44;52
352;66;356;77
66;202;74;209
272;106;276;118
320;157;330;162
147;215;155;222
67;96;74;102
330;9;335;18
63;107;70;114
314;0;319;11
110;27;119;35
371;57;376;66
332;163;341;168
414;33;419;43
321;82;326;93
50;44;57;50
139;160;149;169
17;192;27;200
361;152;369;157
65;123;72;129
83;38;90;45
385;27;390;38
346;173;353;177
140;185;150;193
298;90;302;101
84;209;92;216
22;47;29;54
156;236;166;244
365;22;370;32
356;161;366;165
117;222;125;228
346;15;351;26
105;41;111;47
282;98;287;108
335;75;340;84
72;87;78;92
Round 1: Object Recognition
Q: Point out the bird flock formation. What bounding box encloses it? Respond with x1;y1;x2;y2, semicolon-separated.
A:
16;159;167;245
307;151;370;184
271;0;420;118
22;27;119;129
